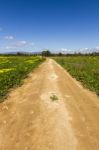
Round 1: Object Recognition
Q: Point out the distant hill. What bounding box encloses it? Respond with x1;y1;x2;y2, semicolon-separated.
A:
0;51;41;55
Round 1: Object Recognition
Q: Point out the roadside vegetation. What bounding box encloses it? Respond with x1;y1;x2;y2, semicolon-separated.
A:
54;56;99;95
0;55;45;101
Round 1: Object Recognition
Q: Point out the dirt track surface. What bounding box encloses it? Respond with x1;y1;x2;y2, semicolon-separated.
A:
0;59;99;150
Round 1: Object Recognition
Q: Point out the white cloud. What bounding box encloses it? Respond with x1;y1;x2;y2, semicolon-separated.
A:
61;48;73;52
5;46;14;50
5;40;34;50
59;48;74;54
14;40;28;47
85;48;88;50
6;41;28;49
96;47;99;49
14;40;35;47
61;48;68;51
5;35;14;40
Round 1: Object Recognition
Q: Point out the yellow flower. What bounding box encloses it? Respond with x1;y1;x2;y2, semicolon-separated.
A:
0;68;15;73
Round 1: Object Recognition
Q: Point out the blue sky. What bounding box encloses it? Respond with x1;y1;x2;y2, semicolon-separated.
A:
0;0;99;53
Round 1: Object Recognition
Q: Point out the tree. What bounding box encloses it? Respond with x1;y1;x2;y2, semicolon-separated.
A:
58;52;62;56
41;50;51;57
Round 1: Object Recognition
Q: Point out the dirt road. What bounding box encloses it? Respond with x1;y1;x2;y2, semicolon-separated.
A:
0;59;99;150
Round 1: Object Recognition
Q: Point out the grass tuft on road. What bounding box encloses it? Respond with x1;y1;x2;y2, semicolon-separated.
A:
50;94;58;101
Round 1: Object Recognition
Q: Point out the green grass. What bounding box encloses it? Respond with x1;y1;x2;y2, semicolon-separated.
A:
0;56;45;101
54;56;99;95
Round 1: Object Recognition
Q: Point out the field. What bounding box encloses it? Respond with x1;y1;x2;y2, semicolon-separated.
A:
0;57;99;149
54;56;99;95
0;55;44;101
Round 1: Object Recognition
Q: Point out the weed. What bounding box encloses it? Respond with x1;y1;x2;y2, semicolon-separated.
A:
50;94;58;101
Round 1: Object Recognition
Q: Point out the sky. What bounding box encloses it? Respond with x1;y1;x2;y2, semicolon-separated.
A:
0;0;99;53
